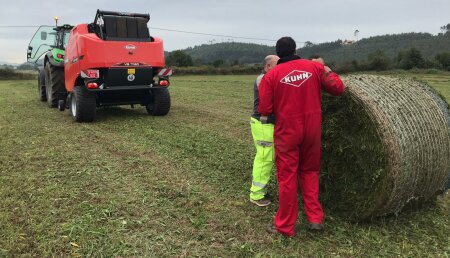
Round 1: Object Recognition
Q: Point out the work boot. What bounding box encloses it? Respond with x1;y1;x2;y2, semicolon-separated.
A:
250;198;271;207
267;224;294;237
266;224;279;234
308;223;324;232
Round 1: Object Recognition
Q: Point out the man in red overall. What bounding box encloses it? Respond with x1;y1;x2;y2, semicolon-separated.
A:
258;37;345;237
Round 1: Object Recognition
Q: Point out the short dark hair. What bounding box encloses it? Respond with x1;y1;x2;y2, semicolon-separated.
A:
276;37;296;58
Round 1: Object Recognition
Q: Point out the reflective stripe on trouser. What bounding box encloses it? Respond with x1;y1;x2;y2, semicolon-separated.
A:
250;117;274;201
274;114;324;237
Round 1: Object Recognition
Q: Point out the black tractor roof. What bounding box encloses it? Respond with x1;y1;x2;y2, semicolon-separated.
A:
55;24;74;32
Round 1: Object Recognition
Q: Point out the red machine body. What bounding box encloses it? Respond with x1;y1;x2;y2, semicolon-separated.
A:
31;10;172;122
44;9;174;122
64;23;166;92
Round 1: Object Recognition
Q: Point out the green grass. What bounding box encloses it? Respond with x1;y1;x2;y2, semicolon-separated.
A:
0;75;449;257
371;70;450;101
413;74;450;102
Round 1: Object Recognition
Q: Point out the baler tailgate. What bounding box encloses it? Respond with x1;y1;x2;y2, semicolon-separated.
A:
104;67;153;87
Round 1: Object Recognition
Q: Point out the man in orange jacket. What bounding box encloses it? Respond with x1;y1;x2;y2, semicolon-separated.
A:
258;37;345;237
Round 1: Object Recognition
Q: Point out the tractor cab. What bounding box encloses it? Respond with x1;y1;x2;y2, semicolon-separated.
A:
54;25;73;49
27;24;73;64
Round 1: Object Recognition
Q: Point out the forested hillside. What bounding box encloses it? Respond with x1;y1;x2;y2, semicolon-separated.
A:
170;32;450;68
183;42;274;65
299;33;450;64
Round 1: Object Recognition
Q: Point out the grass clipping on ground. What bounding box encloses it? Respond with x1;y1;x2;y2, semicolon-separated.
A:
321;74;450;220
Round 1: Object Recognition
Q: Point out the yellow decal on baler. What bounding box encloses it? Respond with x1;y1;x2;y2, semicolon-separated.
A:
128;69;136;75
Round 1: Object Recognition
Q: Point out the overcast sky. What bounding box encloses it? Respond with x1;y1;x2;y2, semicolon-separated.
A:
1;0;449;64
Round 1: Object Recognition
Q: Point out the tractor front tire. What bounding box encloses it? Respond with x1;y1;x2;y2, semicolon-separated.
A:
147;88;171;116
70;86;96;122
45;63;65;108
37;67;47;102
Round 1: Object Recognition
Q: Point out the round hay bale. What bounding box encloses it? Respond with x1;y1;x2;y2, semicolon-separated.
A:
321;74;450;220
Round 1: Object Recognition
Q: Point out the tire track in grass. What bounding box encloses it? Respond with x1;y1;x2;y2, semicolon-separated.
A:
0;80;274;256
0;81;235;255
88;111;278;256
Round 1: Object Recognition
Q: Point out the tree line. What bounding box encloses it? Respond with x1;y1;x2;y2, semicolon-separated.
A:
165;25;450;74
332;47;450;73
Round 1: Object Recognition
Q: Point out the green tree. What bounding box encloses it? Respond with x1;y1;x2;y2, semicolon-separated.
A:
351;60;359;71
166;50;193;67
193;58;204;66
367;50;390;71
440;23;450;33
212;59;225;68
304;41;314;47
435;52;450;70
397;48;425;69
17;63;37;70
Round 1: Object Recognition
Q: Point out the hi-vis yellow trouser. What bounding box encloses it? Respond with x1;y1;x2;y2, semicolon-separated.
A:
250;117;275;201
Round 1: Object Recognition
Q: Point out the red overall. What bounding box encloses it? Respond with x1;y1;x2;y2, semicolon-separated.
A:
258;58;344;236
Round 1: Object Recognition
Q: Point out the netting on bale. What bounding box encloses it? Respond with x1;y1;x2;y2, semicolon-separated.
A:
321;75;450;220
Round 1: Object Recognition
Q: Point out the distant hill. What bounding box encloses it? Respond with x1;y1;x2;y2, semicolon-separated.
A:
183;42;274;64
0;61;19;66
0;62;38;70
299;33;450;64
172;32;450;65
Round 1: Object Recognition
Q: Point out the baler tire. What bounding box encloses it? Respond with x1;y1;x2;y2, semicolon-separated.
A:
147;88;171;116
45;63;65;108
70;86;96;122
37;67;47;102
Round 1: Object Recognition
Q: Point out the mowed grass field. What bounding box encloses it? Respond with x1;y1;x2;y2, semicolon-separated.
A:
0;74;449;257
414;74;450;102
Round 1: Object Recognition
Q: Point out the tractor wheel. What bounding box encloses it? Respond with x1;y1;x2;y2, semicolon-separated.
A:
147;88;171;116
45;63;65;108
70;86;96;122
37;67;47;102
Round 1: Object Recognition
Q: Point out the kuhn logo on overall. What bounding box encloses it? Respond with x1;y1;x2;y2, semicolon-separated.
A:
280;70;312;87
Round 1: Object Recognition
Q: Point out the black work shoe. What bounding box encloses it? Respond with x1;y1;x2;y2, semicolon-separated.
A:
308;223;324;231
264;192;273;200
267;224;294;237
250;198;271;207
266;224;279;234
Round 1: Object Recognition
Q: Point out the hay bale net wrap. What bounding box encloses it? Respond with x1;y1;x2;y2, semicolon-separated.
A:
321;74;450;220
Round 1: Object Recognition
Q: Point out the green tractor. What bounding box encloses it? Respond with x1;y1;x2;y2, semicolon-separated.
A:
27;23;73;107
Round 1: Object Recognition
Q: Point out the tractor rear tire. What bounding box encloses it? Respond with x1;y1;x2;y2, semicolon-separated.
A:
70;86;96;122
45;63;65;108
37;67;47;102
147;88;171;116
